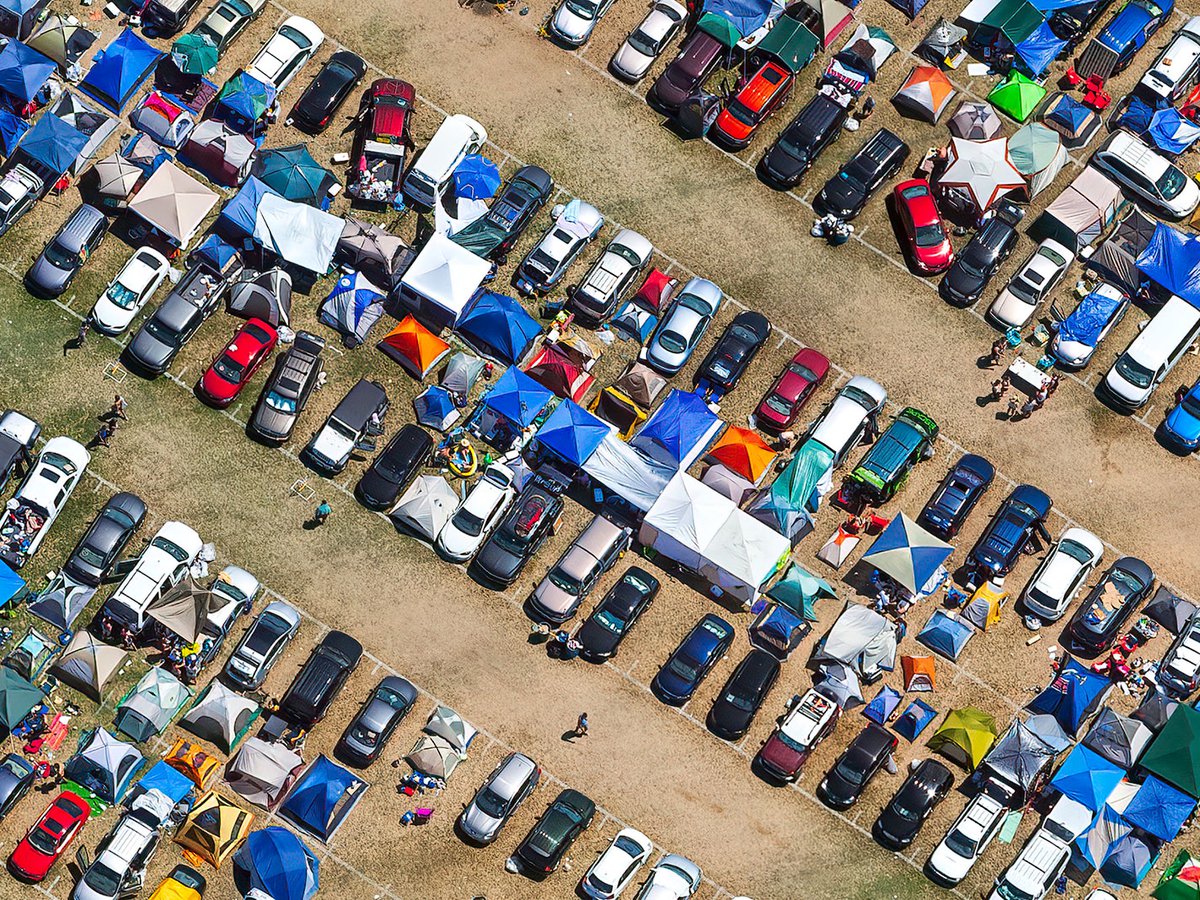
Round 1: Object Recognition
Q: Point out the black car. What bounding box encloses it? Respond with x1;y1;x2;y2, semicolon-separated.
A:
819;723;897;810
278;630;362;728
918;453;995;539
0;755;34;823
815;128;910;220
938;204;1024;306
289;50;368;132
576;566;660;662
1067;556;1155;655
62;492;147;586
967;484;1053;584
759;92;849;189
356;424;433;511
652;614;735;705
874;759;953;849
1049;0;1117;49
336;675;419;766
707;648;780;741
695;310;771;394
513;788;595;877
475;165;555;261
472;470;567;587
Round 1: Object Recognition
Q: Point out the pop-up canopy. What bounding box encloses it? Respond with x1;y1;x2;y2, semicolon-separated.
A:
128;162;218;247
80;28;162;113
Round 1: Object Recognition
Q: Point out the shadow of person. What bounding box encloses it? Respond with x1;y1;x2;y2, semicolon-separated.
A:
560;731;577;743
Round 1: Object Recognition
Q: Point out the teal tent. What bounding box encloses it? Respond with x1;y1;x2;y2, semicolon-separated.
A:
766;563;835;620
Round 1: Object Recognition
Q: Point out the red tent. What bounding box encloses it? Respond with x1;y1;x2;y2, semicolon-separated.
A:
524;347;594;402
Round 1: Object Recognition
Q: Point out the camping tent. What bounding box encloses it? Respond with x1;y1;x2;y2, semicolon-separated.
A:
1033;165;1124;250
1042;91;1099;145
13;112;86;180
28;573;94;630
765;563;834;620
1124;775;1197;841
1100;833;1158;888
27;15;97;69
423;705;476;752
1075;802;1133;870
590;363;668;439
115;667;191;742
707;427;775;483
80;28;162;113
1141;705;1200;799
826;22;895;90
902;655;936;691
476;367;554;446
319;271;385;348
414;386;460;431
253;193;343;274
919;17;966;61
214;71;276;136
697;0;774;46
860;513;953;595
1155;851;1200;900
988;69;1046;122
1133;688;1179;734
406;735;464;779
962;580;1007;630
182;680;261;752
46;91;119;176
524;345;594;402
1088;207;1156;295
928;707;996;769
1138;223;1200;309
581;431;675;513
1027;657;1111;735
131;91;195;149
816;603;896;677
895;700;938;741
280;755;367;843
938;137;1026;213
982;715;1071;795
0;668;40;732
1082;707;1152;769
863;685;902;724
1008;122;1067;198
702;463;755;502
378;315;451;379
631;389;722;470
918;610;974;660
0;0;49;40
456;292;541;365
181;120;256;187
893;66;956;123
175;790;254;868
801;0;852;48
225;737;303;809
0;39;55;107
815;661;863;708
65;729;144;803
234;827;319;900
228;269;292;327
165;737;221;789
149;579;215;643
251;145;337;207
338;218;412;289
749;603;809;658
1049;744;1123;811
0;108;26;158
219;177;278;240
949;101;1002;140
390;475;458;540
128;162;218;248
91;153;143;209
51;631;127;700
535;399;611;468
1144;587;1198;635
397;233;490;330
122;132;169;177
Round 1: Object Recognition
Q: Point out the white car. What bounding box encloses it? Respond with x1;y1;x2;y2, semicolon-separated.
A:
1093;131;1200;219
1139;16;1200;102
644;277;724;375
199;565;260;663
514;201;604;296
90;247;170;335
549;0;617;48
246;15;323;90
102;521;204;634
435;463;516;562
1049;282;1129;368
986;828;1071;900
610;0;687;81
0;436;89;568
581;828;654;899
1159;610;1200;697
72;808;160;900
926;791;1009;886
1021;527;1104;623
570;228;654;323
987;238;1074;329
806;375;887;466
633;854;702;899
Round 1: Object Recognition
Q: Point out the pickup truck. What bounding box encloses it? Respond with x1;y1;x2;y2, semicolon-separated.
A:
0;437;90;569
0;410;40;493
347;78;415;207
101;521;203;634
302;378;388;475
0;166;45;238
847;407;938;504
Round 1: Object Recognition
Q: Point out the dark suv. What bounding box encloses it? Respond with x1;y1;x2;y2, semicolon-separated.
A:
356;424;433;510
759;92;850;189
938;202;1024;306
966;484;1053;585
815;128;910;220
126;263;235;376
472;469;568;587
278;631;362;728
513;789;595;877
453;165;554;261
818;722;897;810
649;30;725;113
248;332;326;443
26;204;108;298
707;649;780;741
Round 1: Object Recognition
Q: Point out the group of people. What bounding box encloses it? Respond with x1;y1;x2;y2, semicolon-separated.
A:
91;395;129;449
983;339;1061;422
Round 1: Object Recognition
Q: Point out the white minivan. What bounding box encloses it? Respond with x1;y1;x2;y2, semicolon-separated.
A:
1139;16;1200;103
1102;295;1200;409
401;114;487;210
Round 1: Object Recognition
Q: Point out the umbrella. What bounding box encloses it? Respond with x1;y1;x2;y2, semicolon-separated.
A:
949;101;1002;140
0;668;42;730
93;153;142;200
453;154;501;201
251;144;336;206
861;513;953;594
171;33;218;75
939;137;1026;213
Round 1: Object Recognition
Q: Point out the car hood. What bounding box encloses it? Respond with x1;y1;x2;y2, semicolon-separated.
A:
311;428;354;466
91;296;133;331
613;44;652;71
1166;406;1200;442
437;524;479;559
989;289;1036;328
532;580;574;617
764;143;807;180
127;328;174;368
927;843;972;880
552;6;591;37
759;734;804;773
821;768;857;804
819;176;862;212
460;804;502;840
577;620;619;656
27;258;71;293
654;664;693;700
474;542;523;580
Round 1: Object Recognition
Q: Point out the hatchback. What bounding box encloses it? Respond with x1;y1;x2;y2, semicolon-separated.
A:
711;60;793;150
246;15;323;90
458;752;540;845
63;492;147;586
1162;376;1200;451
549;0;616;47
513;789;595;876
707;649;780;741
1020;527;1104;623
893;179;953;274
652;613;734;704
581;828;653;900
1049;283;1129;368
0;755;34;823
337;675;419;766
197;318;278;407
1066;556;1154;654
289;49;367;132
26;204;107;298
91;248;171;335
436;463;516;562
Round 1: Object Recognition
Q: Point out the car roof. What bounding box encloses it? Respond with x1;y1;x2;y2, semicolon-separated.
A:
736;61;790;111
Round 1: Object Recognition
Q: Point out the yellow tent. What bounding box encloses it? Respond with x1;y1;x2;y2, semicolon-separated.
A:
164;738;221;789
963;580;1008;631
928;707;997;770
147;865;205;900
174;790;253;868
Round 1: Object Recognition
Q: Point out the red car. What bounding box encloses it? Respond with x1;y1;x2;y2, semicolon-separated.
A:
753;689;840;784
755;348;830;434
197;318;278;408
892;179;954;274
9;791;90;881
711;60;794;150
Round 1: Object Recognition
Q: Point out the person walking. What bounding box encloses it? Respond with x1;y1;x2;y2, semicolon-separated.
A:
1006;395;1021;420
77;317;91;346
1019;399;1037;420
987;337;1006;368
109;395;128;421
574;712;589;738
989;378;1006;402
312;500;332;527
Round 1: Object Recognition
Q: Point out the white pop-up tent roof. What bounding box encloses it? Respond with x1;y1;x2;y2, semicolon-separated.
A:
253;192;343;274
700;506;791;603
128;161;218;247
399;232;490;329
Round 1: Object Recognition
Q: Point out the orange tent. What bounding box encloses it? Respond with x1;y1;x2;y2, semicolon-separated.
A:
894;66;957;123
707;426;777;483
902;655;936;692
378;315;451;380
165;737;221;788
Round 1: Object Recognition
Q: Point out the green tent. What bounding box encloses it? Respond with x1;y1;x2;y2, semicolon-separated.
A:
977;0;1044;46
767;564;835;620
757;18;820;74
771;438;835;510
1154;850;1200;900
697;12;743;48
0;668;43;731
988;70;1046;123
170;33;217;76
1141;705;1200;799
928;707;997;769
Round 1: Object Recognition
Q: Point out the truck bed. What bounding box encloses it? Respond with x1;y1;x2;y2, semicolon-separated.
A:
0;498;50;568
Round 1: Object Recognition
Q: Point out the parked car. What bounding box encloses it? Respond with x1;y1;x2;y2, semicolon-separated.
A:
436;463;516;562
472;471;567;587
874;759;954;850
968;484;1053;584
101;521;203;635
336;675;418;767
528;514;632;623
246;15;323;90
1048;0;1117;48
652;613;734;704
1090;0;1176;76
918;453;995;539
197;318;277;408
148;866;206;900
987;239;1075;328
633;855;702;899
649;30;725;113
1138;15;1200;101
695;310;771;395
569;230;654;325
893;179;953;274
224;600;302;690
818;722;897;810
8;791;90;882
926;789;1011;886
90;247;171;336
459;752;540;845
303;378;389;475
1162;375;1200;451
549;0;616;47
1102;294;1200;409
805;375;887;466
707;649;780;741
356;424;432;511
248;332;326;443
190;0;266;58
141;0;204;36
513;201;604;296
1067;556;1155;654
62;492;147;587
754;348;830;434
25;204;107;298
0;755;34;823
346;78;415;208
289;49;367;132
644;277;724;375
401;114;486;210
196;565;259;668
0;437;90;570
278;630;362;728
847;406;938;504
1021;527;1104;623
576;566;660;662
0;410;39;494
513;789;595;877
72;806;160;900
1049;282;1129;368
0;166;44;240
753;688;840;783
610;0;687;81
580;828;654;900
938;203;1023;306
759;92;850;189
986;828;1071;900
814;128;909;219
463;165;554;261
1159;610;1200;697
711;60;794;150
1095;130;1200;218
125;273;227;377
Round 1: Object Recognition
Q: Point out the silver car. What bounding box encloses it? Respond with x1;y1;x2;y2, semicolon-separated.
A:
458;752;540;845
634;853;703;899
644;278;724;375
337;675;418;766
224;601;301;690
190;0;266;57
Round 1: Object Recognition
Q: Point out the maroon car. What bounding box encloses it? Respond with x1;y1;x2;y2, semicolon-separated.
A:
649;29;725;113
754;688;839;783
755;348;830;434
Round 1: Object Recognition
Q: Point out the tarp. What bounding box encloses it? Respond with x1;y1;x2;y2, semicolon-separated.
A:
128;162;218;247
770;438;835;516
1027;657;1112;735
757;16;820;69
175;790;253;868
1013;20;1067;78
28;15;97;69
253;193;343;274
15;112;86;178
893;66;956;123
319;271;385;348
389;475;458;540
1049;744;1123;811
1149;107;1200;155
939;137;1026;213
581;431;674;513
1138;223;1200;309
983;715;1070;793
0;566;23;609
1034;165;1123;251
80;28;163;113
214;71;276;135
0;39;54;105
252;145;337;208
149;579;215;643
697;0;774;46
918;610;974;660
536;399;611;467
134;760;193;807
182;680;261;752
631;390;722;470
949;101;1002;140
51;631;126;700
378;315;450;379
766;563;834;620
1125;775;1196;841
861;513;953;594
1008;122;1067;197
816;603;896;676
224;737;303;810
65;728;144;803
928;707;996;769
234;827;319;900
219;176;278;239
902;655;936;691
0;667;40;730
1141;706;1200;799
115;667;191;742
399;233;490;329
863;685;902;724
456;292;541;365
280;755;366;843
1058;287;1124;349
894;699;937;740
988;70;1046;123
707;426;776;483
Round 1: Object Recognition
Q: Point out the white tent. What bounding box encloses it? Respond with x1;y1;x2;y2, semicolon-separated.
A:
397;233;490;330
938;137;1025;214
580;431;674;513
389;474;458;540
224;737;303;809
699;507;790;604
253;193;343;274
816;603;897;678
127;161;218;247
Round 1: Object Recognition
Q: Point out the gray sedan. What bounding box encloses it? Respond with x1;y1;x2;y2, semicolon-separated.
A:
336;676;418;767
458;752;540;845
644;277;724;376
224;601;301;690
62;492;147;586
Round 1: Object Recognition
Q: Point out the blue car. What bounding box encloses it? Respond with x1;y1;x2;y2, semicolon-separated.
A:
1162;378;1200;451
966;485;1053;584
652;614;734;705
1095;0;1174;73
918;453;995;539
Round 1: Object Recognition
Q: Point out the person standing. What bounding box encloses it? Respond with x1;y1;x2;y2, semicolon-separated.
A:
109;394;128;421
1006;395;1021;420
313;500;332;526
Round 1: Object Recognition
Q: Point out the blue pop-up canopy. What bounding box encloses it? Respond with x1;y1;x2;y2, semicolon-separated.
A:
235;826;319;900
482;367;554;429
861;513;953;595
80;28;163;113
1059;288;1125;348
536;399;610;467
16;113;86;177
456;292;541;365
1014;20;1067;78
1137;223;1200;310
280;755;366;843
213;70;276;135
1123;775;1197;841
190;234;240;274
1149;106;1200;155
631;389;722;469
1028;657;1111;734
0;40;55;105
1049;744;1124;811
0;564;24;607
0;108;27;157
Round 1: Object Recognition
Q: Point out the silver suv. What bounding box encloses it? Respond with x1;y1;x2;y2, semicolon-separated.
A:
72;808;160;900
458;752;540;845
528;514;631;623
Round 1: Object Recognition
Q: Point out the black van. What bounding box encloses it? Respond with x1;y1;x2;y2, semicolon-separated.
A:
815;128;911;221
142;0;205;35
758;92;850;189
278;631;363;727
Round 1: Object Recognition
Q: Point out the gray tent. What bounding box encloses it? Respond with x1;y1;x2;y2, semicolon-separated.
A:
441;352;486;395
26;14;96;67
1086;207;1156;295
1131;688;1178;734
181;680;260;752
424;705;477;753
389;475;458;540
91;153;143;208
224;737;303;809
115;667;192;742
405;735;463;780
1082;708;1152;769
28;572;95;631
816;604;897;679
51;631;127;700
919;18;967;64
227;269;292;327
614;362;668;408
815;661;864;709
47;90;118;176
1144;586;1197;635
337;217;414;289
149;579;215;644
981;714;1071;796
64;729;144;803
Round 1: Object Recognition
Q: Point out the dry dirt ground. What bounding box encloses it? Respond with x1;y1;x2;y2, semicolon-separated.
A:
0;0;1197;897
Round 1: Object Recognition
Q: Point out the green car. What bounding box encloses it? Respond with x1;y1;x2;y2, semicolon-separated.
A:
848;407;939;503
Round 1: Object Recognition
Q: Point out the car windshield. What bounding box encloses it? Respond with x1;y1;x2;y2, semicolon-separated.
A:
657;330;688;353
42;240;78;270
83;862;122;895
726;100;758;127
723;690;754;711
943;828;978;857
614;835;643;856
527;249;558;273
105;281;139;310
265;390;297;413
549;567;582;595
594;609;626;634
566;0;598;15
143;318;179;344
377;686;409;709
451;508;485;537
26;826;59;854
1158;166;1188;199
996;883;1036;900
626;28;659;55
1182;392;1200;418
915;223;945;248
245;615;288;655
775;731;806;752
76;546;108;568
833;758;865;785
1059;539;1095;564
474;787;510;818
956;256;988;278
668;655;699;682
891;795;920;821
150;536;190;562
278;23;311;47
212;354;244;383
764;393;794;416
1115;354;1155;389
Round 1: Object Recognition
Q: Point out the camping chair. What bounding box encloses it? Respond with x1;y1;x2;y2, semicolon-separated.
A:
1083;75;1111;111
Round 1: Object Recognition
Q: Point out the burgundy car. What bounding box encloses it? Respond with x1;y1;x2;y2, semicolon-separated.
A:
755;688;840;783
649;29;724;113
755;348;830;434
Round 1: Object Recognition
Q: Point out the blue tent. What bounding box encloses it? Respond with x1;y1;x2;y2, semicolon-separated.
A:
0;564;24;607
1117;96;1157;135
0;0;51;40
1137;223;1200;309
319;272;386;348
863;685;902;724
414;386;459;431
1100;833;1157;888
120;132;168;176
536;399;610;467
1075;803;1131;869
1149;107;1200;155
1123;775;1196;841
748;604;808;658
454;154;501;201
190;234;240;274
280;755;367;843
697;0;774;43
133;760;193;805
894;699;937;740
213;71;276;135
80;29;163;113
456;292;541;365
1058;287;1125;349
218;176;279;239
1027;657;1111;734
1049;744;1124;811
234;827;319;900
0;40;55;105
16;113;86;178
860;513;954;595
1014;21;1067;78
1046;93;1092;134
0;108;26;157
481;367;554;430
917;610;974;661
630;389;721;469
886;0;930;17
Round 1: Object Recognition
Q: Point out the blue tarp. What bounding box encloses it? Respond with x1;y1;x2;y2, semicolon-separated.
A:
1123;775;1196;841
280;755;366;843
482;367;554;429
864;686;903;724
133;760;193;805
1049;744;1124;811
1100;833;1157;888
191;234;239;273
699;0;774;40
1137;223;1200;310
894;699;937;740
0;40;55;105
80;29;163;113
1046;93;1092;133
1059;288;1124;347
453;154;501;201
0;564;24;606
456;292;541;365
1014;21;1067;78
16;113;86;178
235;827;320;900
0;108;27;157
536;399;610;467
219;176;279;239
630;389;721;468
1028;657;1111;734
1117;96;1157;135
1149;107;1200;154
917;610;973;660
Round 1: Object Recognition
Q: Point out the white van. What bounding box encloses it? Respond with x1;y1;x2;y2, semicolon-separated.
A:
401;114;487;210
1139;17;1200;103
1102;295;1200;409
806;375;887;466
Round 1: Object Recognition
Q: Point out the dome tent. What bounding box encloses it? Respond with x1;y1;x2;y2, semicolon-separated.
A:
51;631;127;700
378;315;451;380
181;120;256;187
457;291;541;366
1008;122;1067;198
893;66;956;123
948;101;1002;140
928;707;996;769
114;667;191;742
988;70;1046;123
174;790;253;868
319;272;386;348
181;680;261;752
64;728;145;803
389;475;458;541
224;737;303;809
164;737;221;789
228;269;292;328
131;91;196;149
234;827;319;900
279;755;367;843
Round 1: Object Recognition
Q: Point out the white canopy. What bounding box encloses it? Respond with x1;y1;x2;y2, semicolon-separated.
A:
580;431;674;513
399;233;490;328
939;137;1025;213
127;161;218;247
699;506;791;603
253;193;343;273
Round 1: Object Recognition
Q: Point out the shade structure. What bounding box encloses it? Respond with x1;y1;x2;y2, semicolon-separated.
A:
581;431;674;513
389;475;458;540
413;386;460;431
815;660;863;708
631;389;723;470
861;513;953;594
1008;122;1067;197
15;112;86;178
976;0;1043;45
1089;207;1157;295
982;715;1070;795
901;655;936;691
253;193;343;274
1138;223;1200;309
51;631;127;700
948;101;1002;140
337;217;412;289
1027;657;1111;735
480;366;555;432
228;269;291;328
1124;775;1196;841
128;162;217;247
706;426;776;483
27;15;97;69
757;15;820;70
234;827;319;900
1154;850;1200;900
988;70;1046;123
171;32;217;75
1149;106;1200;155
224;737;303;810
893;66;956;123
280;755;367;843
894;699;938;741
48;91;118;176
80;28;163;113
0;668;41;730
251;144;337;207
0;39;54;105
149;578;215;643
175;790;254;868
0;107;27;157
816;603;896;677
453;153;500;200
939;137;1025;213
918;610;974;661
398;232;490;330
1049;744;1123;811
92;153;142;202
378;315;451;379
65;728;144;803
0;564;23;608
182;681;261;752
1100;833;1157;889
319;271;385;348
114;667;191;742
697;0;774;46
1141;706;1200;799
1075;802;1132;869
928;707;996;769
456;291;541;365
639;472;730;572
766;563;835;620
863;685;902;724
1013;20;1067;78
1082;707;1152;769
214;71;276;134
536;399;611;467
